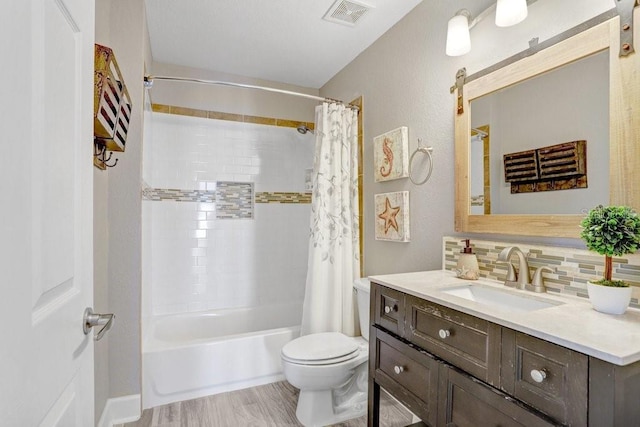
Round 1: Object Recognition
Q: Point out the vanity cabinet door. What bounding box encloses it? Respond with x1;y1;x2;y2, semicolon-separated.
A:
372;283;405;337
438;364;557;427
589;356;640;426
372;328;439;426
405;295;501;386
502;330;588;426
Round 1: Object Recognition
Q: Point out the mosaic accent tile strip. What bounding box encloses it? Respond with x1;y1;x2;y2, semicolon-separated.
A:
443;237;640;308
152;103;315;132
216;182;253;219
142;187;216;203
142;182;253;219
254;192;312;204
142;185;311;217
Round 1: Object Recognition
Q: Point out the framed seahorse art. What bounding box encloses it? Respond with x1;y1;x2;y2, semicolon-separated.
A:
373;126;409;182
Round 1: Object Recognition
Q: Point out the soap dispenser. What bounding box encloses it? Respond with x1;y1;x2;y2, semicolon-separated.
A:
455;239;480;280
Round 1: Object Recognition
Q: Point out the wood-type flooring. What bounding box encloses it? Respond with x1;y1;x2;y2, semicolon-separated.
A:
117;380;413;427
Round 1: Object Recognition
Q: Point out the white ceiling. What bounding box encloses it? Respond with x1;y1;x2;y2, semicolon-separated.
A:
145;0;423;89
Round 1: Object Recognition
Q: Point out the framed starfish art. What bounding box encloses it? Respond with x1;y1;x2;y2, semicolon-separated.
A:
373;126;409;182
374;191;410;242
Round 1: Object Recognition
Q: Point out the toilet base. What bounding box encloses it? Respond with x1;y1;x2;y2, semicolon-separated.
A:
295;363;368;426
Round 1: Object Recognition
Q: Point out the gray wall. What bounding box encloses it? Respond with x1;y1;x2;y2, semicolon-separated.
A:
105;0;146;399
94;0;149;421
94;0;112;421
320;0;613;275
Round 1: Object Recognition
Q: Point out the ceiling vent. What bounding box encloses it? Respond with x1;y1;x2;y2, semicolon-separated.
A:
323;0;373;27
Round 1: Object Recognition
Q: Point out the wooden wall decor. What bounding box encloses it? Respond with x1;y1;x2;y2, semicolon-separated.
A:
93;44;131;169
504;140;587;193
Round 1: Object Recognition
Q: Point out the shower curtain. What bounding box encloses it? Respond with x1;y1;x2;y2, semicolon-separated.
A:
301;102;360;336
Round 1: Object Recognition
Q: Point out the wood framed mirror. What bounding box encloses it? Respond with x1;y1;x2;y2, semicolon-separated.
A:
454;9;640;238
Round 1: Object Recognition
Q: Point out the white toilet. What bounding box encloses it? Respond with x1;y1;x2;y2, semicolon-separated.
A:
281;278;371;427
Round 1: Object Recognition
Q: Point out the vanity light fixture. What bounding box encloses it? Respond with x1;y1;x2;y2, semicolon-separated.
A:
446;10;472;56
495;0;528;27
446;0;532;57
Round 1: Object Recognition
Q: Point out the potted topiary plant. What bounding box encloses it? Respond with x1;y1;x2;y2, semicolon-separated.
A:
580;205;640;314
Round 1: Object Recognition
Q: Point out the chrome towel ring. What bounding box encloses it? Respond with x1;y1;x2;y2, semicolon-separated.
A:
409;141;434;185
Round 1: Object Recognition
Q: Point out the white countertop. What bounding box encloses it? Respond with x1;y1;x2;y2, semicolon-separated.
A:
368;270;640;366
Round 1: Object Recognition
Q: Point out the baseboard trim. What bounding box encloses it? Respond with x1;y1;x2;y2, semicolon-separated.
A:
97;394;141;427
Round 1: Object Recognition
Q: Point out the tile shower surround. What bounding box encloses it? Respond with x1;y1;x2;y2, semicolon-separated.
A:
443;237;640;308
143;112;314;315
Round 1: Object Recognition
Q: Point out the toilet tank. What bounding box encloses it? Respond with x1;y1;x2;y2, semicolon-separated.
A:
353;278;371;341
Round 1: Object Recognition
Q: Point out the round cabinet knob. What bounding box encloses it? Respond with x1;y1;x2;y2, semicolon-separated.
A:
384;304;397;314
530;369;547;383
394;365;404;375
438;329;451;339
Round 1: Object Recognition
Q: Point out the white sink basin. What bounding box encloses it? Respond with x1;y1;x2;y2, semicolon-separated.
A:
439;284;562;313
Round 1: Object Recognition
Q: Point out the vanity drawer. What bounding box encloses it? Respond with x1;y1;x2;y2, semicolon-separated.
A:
502;330;588;426
372;283;405;337
438;364;556;427
405;295;501;385
372;328;438;426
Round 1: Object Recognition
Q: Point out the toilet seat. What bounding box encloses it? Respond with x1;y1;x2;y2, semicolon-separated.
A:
282;332;360;365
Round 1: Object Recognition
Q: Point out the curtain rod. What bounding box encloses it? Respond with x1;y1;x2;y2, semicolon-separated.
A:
143;75;359;110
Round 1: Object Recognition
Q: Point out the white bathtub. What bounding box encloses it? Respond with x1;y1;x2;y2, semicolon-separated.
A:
142;302;302;408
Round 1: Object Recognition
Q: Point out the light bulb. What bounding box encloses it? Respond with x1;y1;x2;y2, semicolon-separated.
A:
495;0;528;27
446;13;471;57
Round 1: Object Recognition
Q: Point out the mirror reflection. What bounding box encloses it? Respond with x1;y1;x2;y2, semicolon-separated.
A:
469;50;609;215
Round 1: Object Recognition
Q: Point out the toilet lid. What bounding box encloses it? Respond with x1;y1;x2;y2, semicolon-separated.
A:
282;332;359;365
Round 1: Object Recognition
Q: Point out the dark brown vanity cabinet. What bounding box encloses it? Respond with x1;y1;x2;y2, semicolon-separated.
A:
501;329;588;426
370;328;439;426
368;282;640;427
373;283;405;336
438;364;556;427
405;294;501;386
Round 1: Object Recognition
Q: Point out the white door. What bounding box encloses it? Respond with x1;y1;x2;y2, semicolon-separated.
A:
0;0;95;425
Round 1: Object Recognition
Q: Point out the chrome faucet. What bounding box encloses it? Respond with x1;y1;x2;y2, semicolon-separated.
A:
497;246;531;290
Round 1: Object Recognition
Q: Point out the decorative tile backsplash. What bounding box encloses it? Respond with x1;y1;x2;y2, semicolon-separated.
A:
443;236;640;308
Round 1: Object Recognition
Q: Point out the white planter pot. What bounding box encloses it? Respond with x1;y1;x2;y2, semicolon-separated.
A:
587;281;632;315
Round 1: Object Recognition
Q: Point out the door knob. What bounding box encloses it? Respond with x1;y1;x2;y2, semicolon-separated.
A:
530;369;547;383
83;307;115;341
